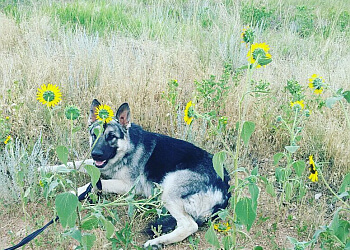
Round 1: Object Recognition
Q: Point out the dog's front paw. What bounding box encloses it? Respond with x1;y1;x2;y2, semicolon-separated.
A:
144;239;163;249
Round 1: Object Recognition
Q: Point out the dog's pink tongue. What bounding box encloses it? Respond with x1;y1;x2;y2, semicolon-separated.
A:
95;160;106;167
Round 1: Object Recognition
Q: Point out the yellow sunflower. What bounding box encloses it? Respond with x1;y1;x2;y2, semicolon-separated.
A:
184;101;194;125
247;43;272;68
308;155;318;182
213;222;231;233
308;74;325;94
95;104;114;123
36;83;62;107
290;100;305;111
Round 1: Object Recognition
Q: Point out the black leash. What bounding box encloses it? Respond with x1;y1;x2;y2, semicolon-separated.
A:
4;179;102;250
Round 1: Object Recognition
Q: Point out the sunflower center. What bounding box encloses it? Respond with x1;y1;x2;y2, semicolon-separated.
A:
309;164;316;174
43;91;55;102
312;78;323;90
252;48;266;60
98;109;110;119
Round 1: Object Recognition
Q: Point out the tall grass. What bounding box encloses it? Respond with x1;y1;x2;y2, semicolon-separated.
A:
0;0;349;248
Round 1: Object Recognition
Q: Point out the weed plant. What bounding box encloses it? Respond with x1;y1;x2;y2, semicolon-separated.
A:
0;0;349;249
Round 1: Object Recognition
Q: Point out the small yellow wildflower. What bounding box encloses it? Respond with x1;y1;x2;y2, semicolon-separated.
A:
213;222;231;233
290;100;305;110
4;135;11;144
247;43;272;68
95;104;114;123
39;180;44;187
36;83;62;107
5;116;9;120
308;74;325;94
184;101;194;125
308;155;318;182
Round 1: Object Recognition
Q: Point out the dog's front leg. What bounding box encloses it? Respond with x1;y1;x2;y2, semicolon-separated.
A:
78;179;133;197
39;159;94;173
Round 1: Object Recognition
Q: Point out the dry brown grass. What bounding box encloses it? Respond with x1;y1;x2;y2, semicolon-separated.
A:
0;0;349;249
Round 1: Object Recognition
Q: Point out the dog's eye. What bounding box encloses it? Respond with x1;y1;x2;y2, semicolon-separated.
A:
106;133;117;142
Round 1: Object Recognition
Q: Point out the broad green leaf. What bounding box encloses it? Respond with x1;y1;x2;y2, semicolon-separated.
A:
339;173;350;194
103;219;115;239
81;215;99;230
292;160;306;177
241;121;255;146
248;183;259;212
81;233;96;250
275;167;286;182
204;224;220;248
55;192;78;228
213;151;226;181
84;165;101;188
343;90;350;103
285;145;299;154
273;152;284;165
56;146;69;165
63;227;82;242
330;209;350;243
254;246;264;250
326;96;343;108
235;197;256;231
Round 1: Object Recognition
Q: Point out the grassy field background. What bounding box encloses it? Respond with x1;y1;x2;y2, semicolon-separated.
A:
0;0;349;249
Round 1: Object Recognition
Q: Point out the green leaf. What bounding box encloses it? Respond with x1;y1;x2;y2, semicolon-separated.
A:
285;182;292;202
285;145;299;154
292;160;306;177
56;146;69;165
103;219;115;239
326;96;343;108
72;125;82;134
213;151;226;181
63;227;82;242
235;197;256;231
248;183;260;212
81;233;96;250
84;165;101;188
273;152;284;165
343;90;350;103
81;215;99;230
251;166;258;176
55;192;78;228
330;209;350;243
241;121;255;146
339;173;350;194
266;183;276;197
217;209;229;221
222;235;234;249
254;246;264;250
205;224;220;248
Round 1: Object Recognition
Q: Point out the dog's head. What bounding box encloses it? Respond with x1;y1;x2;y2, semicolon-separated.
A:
88;99;131;169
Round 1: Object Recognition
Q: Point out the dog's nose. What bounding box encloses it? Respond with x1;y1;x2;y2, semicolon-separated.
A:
91;148;104;160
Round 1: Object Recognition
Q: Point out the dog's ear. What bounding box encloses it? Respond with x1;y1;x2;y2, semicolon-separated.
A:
116;103;130;127
89;99;101;124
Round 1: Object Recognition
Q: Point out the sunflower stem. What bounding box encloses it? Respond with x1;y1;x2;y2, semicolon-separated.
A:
339;100;350;131
318;168;350;209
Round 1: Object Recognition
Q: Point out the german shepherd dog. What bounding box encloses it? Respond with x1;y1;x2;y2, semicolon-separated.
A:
48;99;231;248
